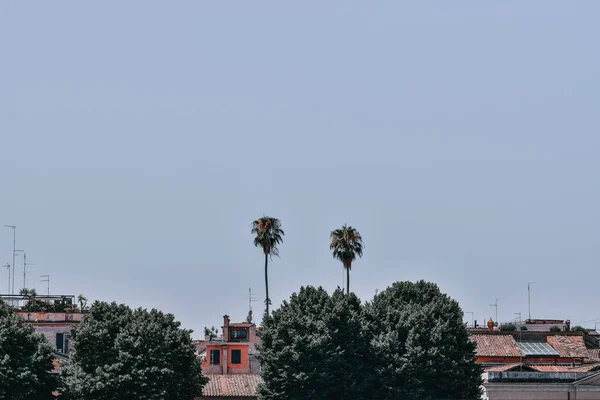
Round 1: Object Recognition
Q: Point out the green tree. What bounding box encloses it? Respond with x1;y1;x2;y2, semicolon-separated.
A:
363;281;482;400
77;294;88;311
572;325;589;334
258;286;372;400
550;325;562;332
60;301;207;400
329;224;364;294
500;323;517;332
251;216;284;316
0;300;58;399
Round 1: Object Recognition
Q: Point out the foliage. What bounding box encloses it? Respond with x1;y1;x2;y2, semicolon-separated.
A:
258;287;372;400
571;325;589;334
520;326;528;331
204;326;219;341
251;216;284;316
77;294;88;311
329;224;364;294
0;299;58;399
60;301;207;400
550;325;562;332
363;281;482;400
500;323;517;332
258;282;482;400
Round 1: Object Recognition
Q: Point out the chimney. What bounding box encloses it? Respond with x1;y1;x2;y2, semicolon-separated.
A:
566;320;571;331
488;318;494;332
474;320;478;328
223;315;230;342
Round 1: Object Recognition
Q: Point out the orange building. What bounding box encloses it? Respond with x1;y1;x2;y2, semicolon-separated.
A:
202;315;259;375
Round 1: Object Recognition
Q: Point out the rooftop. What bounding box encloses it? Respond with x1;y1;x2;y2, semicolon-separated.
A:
546;335;589;359
200;374;262;397
471;334;522;357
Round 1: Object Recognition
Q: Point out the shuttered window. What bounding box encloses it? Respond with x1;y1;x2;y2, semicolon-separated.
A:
210;349;220;365
231;349;242;364
56;333;64;353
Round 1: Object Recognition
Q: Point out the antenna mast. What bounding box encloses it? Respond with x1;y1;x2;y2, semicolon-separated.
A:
3;263;10;294
40;275;50;296
490;298;499;325
528;282;536;320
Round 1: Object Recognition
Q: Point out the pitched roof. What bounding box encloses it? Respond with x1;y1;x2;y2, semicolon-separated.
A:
546;335;589;358
587;348;600;361
484;363;523;372
471;334;522;357
201;374;262;397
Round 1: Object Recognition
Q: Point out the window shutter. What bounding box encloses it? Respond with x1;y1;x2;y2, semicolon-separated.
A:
231;349;242;364
56;333;64;352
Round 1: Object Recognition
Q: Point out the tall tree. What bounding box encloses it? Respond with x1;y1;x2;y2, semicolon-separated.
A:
251;216;284;316
329;224;363;294
363;281;482;399
258;286;373;400
60;301;207;400
0;300;58;400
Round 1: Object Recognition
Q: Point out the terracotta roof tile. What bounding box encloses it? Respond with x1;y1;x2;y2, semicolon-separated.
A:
546;336;589;358
471;334;523;357
201;374;262;397
587;348;600;361
484;363;523;372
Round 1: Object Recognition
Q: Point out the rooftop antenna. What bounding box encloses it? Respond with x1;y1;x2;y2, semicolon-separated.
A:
528;282;536;320
247;287;258;323
515;312;522;324
3;263;10;294
490;298;499;325
465;312;474;328
4;225;16;297
249;287;257;312
40;275;50;296
21;252;34;291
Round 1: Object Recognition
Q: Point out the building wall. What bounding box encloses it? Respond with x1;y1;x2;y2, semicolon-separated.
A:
202;343;252;374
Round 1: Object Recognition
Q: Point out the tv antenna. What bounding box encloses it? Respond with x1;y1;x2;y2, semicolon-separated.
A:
490;298;499;325
249;287;258;312
465;311;474;327
528;282;536;320
3;263;10;294
40;275;50;296
21;252;34;291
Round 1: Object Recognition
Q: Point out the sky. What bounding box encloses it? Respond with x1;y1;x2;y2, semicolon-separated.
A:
1;2;599;337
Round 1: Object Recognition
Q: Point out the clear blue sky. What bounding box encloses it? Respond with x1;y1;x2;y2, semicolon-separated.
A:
1;2;599;336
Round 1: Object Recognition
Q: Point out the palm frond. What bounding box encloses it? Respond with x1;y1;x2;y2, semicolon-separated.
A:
329;224;364;268
251;215;285;258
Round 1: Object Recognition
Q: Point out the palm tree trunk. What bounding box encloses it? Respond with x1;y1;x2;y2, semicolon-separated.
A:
346;266;350;295
264;252;270;316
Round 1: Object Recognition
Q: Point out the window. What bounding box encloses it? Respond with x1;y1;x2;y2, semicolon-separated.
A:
56;333;70;354
230;329;247;340
209;349;220;365
231;349;242;364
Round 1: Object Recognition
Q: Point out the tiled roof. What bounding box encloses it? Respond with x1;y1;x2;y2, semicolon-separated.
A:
485;363;523;372
587;348;600;361
229;322;254;328
546;336;589;358
471;334;522;357
201;374;262;397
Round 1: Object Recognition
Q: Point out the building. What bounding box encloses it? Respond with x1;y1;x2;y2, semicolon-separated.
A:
17;311;84;355
471;318;600;399
483;370;600;399
201;315;260;375
197;314;261;399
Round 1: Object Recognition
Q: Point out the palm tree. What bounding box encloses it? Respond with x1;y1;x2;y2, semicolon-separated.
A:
251;216;284;316
330;224;364;294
